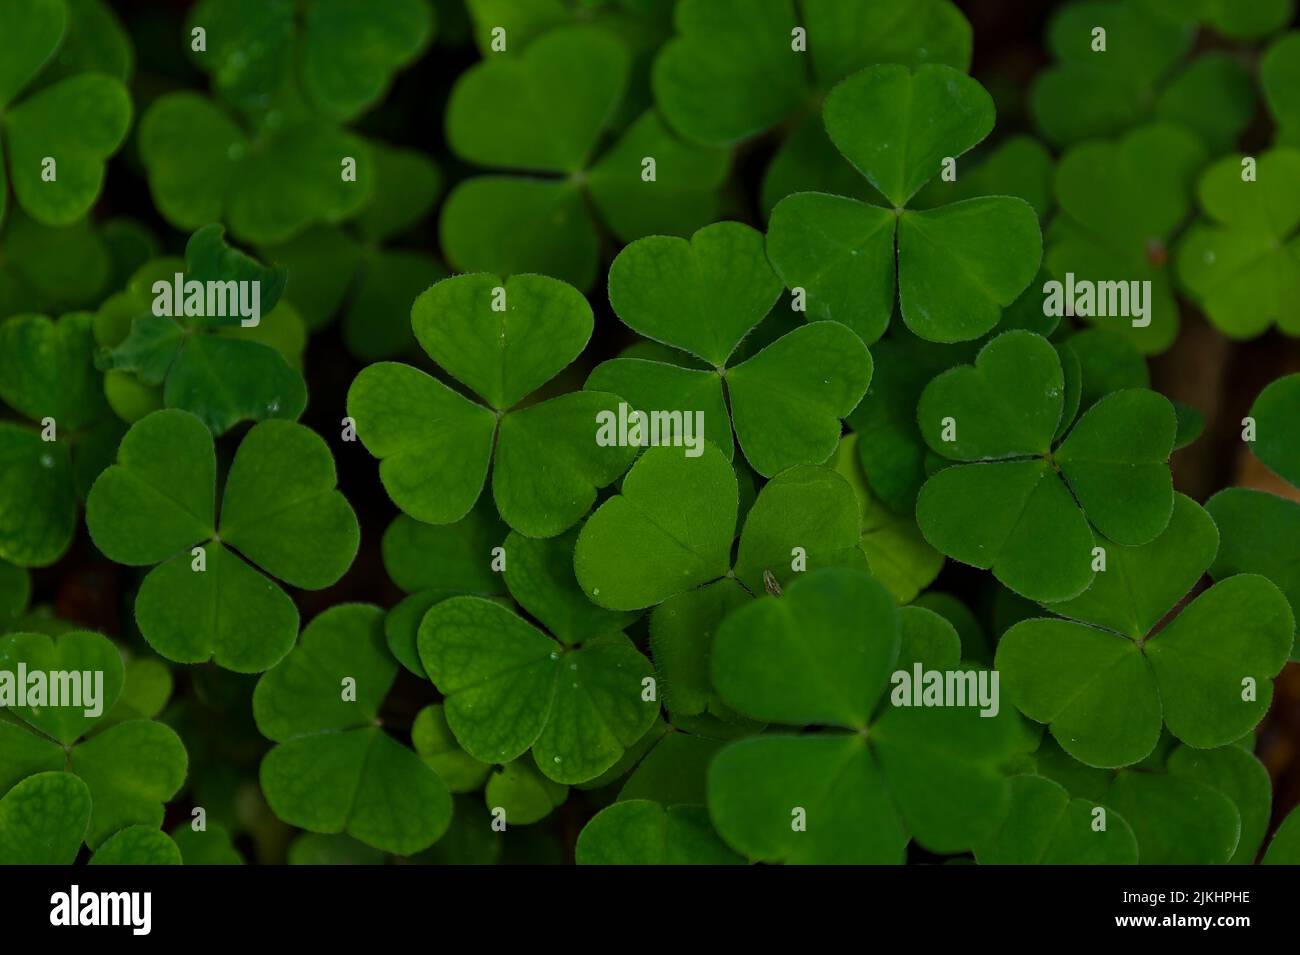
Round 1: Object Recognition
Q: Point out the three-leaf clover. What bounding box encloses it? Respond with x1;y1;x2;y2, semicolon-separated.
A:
254;603;452;855
138;92;374;245
916;330;1177;602
1029;0;1256;152
1046;122;1206;354
0;0;132;228
86;409;360;672
591;221;872;474
998;495;1295;768
417;595;657;785
705;568;1025;864
766;64;1042;344
94;225;307;436
0;309;123;566
0;629;187;850
349;272;637;536
440;25;728;290
1176;150;1300;338
185;0;434;122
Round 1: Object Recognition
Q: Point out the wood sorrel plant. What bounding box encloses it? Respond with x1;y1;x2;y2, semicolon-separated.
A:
0;0;1298;870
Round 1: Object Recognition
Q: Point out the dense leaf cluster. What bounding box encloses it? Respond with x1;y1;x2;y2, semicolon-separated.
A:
1;0;1299;866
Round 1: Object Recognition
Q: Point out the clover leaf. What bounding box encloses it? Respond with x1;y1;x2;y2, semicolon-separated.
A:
440;25;727;289
1035;736;1261;864
595;221;871;473
417;596;658;784
974;774;1138;864
94;226;307;436
0;309;124;567
576;799;743;864
254;604;452;855
170;822;244;865
1248;373;1300;487
705;568;1024;863
187;0;434;122
915;331;1177;601
484;759;568;825
1029;0;1255;151
0;0;132;228
766;65;1041;344
86;409;359;672
653;0;970;148
575;444;873;615
138;92;374;245
89;825;181;865
0;771;91;864
260;143;444;360
350;272;636;536
1047;123;1205;354
998;495;1295;767
1176;150;1300;338
0;629;188;852
1263;31;1300;145
1207;489;1300;647
412;703;491;793
1264;802;1300;864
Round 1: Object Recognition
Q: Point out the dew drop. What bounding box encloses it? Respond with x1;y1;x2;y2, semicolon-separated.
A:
39;454;54;469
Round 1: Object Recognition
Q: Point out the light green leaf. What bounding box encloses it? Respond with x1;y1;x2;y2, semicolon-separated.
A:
576;799;743;864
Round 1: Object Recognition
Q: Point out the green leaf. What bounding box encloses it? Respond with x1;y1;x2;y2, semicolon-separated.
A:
0;771;90;865
0;0;66;111
1207;489;1300;646
574;444;737;610
484;760;567;825
87;411;357;671
0;312;107;429
823;63;993;209
382;503;506;596
1054;389;1176;545
348;361;498;525
765;193;896;344
412;704;491;793
447;25;628;174
917;458;1095;603
493;391;639;536
585;358;733;460
1176;150;1300;338
418;597;657;783
170;823;244;865
608;222;782;367
895;197;1042;343
70;719;187;848
1104;770;1240;865
648;579;750;719
299;0;434;121
0;630;124;745
1167;743;1271;865
255;604;452;855
88;826;181;865
1249;373;1300;486
732;464;866;594
1263;32;1300;137
576;799;743;864
438;176;597;290
1048;124;1205;355
975;774;1137;864
412;273;592;411
1264;802;1300;864
727;321;873;475
5;73;132;225
217;419;360;589
713;567;898;729
503;528;638;645
918;330;1064;460
1051;494;1218;639
653;0;971;147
